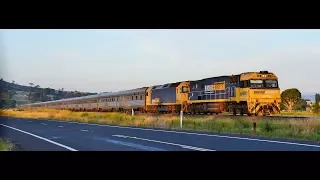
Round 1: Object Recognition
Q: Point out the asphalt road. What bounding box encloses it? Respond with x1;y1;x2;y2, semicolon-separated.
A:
1;116;320;151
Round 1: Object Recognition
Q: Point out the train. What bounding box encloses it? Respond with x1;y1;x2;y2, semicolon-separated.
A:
17;71;281;116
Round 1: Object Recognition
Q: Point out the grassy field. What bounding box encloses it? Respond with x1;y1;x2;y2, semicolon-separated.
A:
0;138;14;151
1;108;320;142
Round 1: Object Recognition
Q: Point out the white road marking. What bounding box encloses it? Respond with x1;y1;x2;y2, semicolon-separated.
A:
10;118;320;148
58;126;63;128
94;137;165;151
42;123;47;125
113;135;215;151
28;121;32;122
49;136;61;139
80;129;88;132
0;124;77;151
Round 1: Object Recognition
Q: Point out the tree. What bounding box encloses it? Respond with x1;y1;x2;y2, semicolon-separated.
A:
316;93;320;102
313;99;320;114
294;99;307;111
281;88;302;112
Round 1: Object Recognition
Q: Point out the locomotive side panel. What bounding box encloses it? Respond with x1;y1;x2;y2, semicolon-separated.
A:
187;75;241;114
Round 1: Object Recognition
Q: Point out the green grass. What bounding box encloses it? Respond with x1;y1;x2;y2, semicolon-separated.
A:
0;138;14;151
274;111;320;117
2;108;320;142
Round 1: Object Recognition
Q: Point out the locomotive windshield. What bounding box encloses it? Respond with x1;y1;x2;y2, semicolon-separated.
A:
265;80;278;88
241;79;279;89
182;86;189;93
250;80;264;88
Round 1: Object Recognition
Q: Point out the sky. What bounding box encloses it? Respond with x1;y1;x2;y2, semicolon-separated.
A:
1;29;320;94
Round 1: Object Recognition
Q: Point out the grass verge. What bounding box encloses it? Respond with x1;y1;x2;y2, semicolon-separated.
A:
0;138;15;151
273;111;320;117
1;108;320;142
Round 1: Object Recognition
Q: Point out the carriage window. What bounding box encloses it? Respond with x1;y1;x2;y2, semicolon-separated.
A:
136;96;138;100
140;95;143;100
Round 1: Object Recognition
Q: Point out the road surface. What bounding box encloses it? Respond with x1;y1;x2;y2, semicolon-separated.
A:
1;116;320;151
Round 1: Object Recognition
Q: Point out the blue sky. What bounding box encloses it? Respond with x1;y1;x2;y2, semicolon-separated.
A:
1;29;320;94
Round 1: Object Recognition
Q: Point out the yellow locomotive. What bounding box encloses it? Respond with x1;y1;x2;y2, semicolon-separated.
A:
228;71;281;116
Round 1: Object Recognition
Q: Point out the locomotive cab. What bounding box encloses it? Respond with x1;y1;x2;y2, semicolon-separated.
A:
239;71;281;116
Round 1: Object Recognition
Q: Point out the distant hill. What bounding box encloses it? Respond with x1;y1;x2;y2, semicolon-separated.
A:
302;92;318;101
0;79;97;108
302;93;316;101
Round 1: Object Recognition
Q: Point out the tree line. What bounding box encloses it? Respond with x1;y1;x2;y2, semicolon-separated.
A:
0;79;97;108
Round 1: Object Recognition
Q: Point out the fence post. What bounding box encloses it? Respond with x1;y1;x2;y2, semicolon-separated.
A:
180;110;183;129
253;121;257;135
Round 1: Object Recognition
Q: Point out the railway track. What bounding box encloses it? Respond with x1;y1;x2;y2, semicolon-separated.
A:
132;112;316;120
